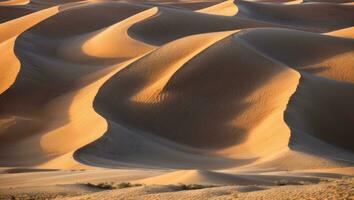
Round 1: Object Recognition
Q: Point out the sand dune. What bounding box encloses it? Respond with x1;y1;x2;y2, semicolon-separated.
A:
197;0;238;16
236;28;354;82
0;0;29;6
0;3;156;168
0;0;353;199
286;73;354;152
236;0;354;32
0;6;58;94
129;6;286;45
326;26;354;39
74;30;299;170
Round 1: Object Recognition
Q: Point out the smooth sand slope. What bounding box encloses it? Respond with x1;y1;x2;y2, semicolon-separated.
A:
0;0;353;199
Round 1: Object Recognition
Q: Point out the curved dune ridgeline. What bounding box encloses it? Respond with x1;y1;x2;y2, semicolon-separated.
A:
74;30;300;169
0;0;353;187
0;6;59;94
0;0;30;6
0;2;157;168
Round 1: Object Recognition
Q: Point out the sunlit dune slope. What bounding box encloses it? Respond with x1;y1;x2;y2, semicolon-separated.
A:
326;27;354;39
0;0;29;6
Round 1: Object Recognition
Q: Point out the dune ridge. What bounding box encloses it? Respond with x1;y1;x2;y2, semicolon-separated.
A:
0;3;157;168
0;0;30;6
197;0;238;16
0;6;58;94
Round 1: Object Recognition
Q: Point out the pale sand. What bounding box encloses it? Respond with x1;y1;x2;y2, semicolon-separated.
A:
0;0;353;199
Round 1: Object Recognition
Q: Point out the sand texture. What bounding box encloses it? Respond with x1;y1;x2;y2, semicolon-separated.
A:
0;0;353;199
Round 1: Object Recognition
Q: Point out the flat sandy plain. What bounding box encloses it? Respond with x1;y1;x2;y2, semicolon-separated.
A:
0;0;353;199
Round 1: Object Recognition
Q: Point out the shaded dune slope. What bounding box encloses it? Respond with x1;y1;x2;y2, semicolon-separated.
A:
237;28;354;83
0;7;34;23
128;5;287;45
235;28;354;157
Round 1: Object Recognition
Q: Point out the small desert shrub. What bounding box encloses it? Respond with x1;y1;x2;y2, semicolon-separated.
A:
274;179;289;186
85;182;142;190
320;178;331;183
117;182;143;189
341;176;353;181
85;182;115;189
298;181;311;185
320;176;353;184
176;184;217;190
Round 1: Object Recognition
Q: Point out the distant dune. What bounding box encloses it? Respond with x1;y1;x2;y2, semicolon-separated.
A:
0;0;353;199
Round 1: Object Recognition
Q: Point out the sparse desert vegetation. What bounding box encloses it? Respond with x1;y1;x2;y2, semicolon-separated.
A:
84;182;217;191
174;183;218;190
85;182;143;190
0;177;353;200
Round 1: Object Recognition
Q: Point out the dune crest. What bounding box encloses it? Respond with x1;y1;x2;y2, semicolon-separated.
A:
59;7;157;62
197;0;238;16
0;0;29;6
131;31;238;103
0;6;58;94
0;3;156;168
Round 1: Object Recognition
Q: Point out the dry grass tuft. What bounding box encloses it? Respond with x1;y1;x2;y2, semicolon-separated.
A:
85;182;143;190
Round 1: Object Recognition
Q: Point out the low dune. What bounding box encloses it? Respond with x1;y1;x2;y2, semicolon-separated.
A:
326;26;354;39
0;0;353;199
